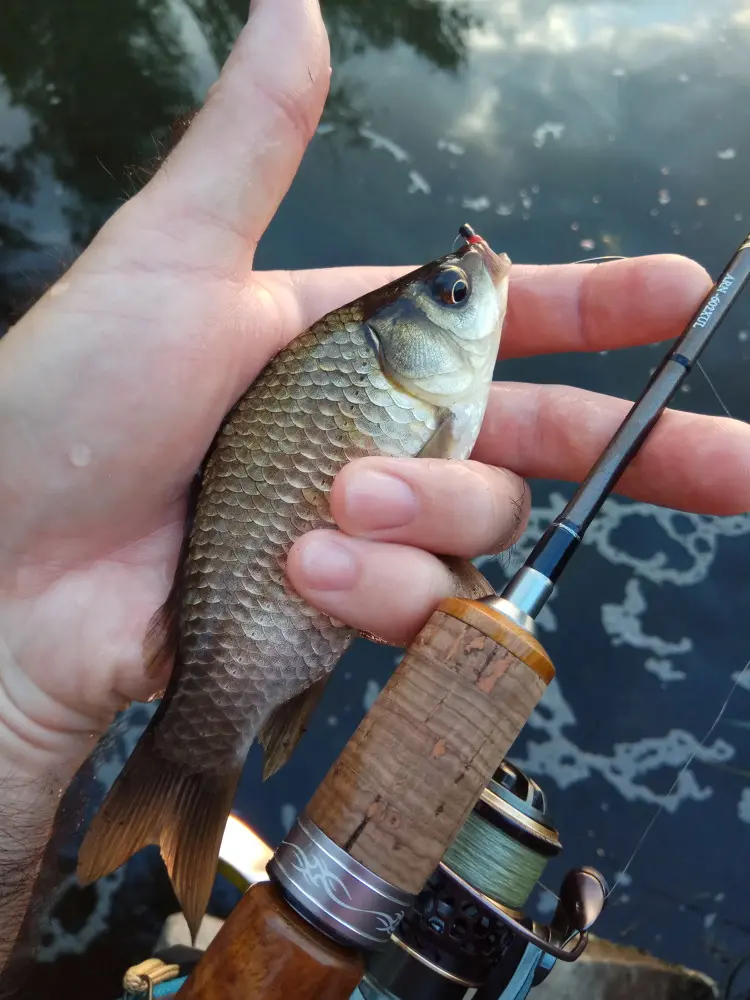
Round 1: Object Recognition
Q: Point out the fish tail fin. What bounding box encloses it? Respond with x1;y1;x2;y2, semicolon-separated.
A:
77;726;241;940
161;765;241;941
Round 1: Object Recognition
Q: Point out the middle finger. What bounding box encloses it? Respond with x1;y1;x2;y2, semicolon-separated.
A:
285;457;530;645
329;456;530;556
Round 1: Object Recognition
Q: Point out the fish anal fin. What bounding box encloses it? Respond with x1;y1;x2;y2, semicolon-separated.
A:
259;677;329;780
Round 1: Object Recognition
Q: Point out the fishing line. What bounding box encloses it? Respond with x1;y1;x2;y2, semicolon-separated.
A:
440;760;564;926
605;337;746;898
533;261;749;910
571;255;629;264
571;253;740;427
533;655;750;911
608;655;750;899
697;360;734;418
574;255;740;423
507;243;748;910
443;808;549;910
723;950;750;999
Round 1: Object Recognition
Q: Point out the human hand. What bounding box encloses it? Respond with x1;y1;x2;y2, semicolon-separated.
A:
1;0;749;792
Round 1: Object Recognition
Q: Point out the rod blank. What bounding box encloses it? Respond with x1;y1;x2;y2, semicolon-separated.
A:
500;234;750;611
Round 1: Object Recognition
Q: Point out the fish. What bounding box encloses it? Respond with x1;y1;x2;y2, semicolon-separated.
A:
77;227;511;937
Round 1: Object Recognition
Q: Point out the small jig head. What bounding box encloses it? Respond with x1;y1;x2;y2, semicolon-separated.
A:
458;222;485;245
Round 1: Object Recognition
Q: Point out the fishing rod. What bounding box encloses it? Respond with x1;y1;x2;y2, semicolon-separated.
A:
130;759;604;999
164;229;750;1000
498;228;750;625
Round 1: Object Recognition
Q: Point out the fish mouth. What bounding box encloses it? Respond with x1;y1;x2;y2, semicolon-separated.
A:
456;225;511;287
471;239;511;288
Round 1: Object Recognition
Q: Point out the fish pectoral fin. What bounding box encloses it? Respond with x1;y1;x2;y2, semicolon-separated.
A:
441;556;495;600
259;677;330;780
416;410;457;459
418;421;498;601
77;722;241;943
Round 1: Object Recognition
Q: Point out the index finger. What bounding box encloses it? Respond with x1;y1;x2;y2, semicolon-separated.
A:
284;254;712;360
503;255;712;358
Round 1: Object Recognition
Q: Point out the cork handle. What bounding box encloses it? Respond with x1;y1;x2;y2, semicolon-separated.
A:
178;882;364;1000
306;598;555;894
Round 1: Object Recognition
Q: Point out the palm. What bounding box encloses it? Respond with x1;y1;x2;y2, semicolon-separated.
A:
0;224;402;746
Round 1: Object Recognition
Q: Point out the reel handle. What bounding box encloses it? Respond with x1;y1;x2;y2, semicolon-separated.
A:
550;867;609;946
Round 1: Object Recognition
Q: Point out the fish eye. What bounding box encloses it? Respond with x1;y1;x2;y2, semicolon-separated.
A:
431;267;470;306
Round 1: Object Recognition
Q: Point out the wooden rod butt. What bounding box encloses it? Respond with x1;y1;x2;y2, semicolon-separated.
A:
178;882;364;1000
307;598;555;895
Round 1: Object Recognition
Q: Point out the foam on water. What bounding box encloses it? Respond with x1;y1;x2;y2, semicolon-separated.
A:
476;493;750;809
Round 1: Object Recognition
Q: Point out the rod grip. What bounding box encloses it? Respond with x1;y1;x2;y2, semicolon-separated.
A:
306;598;555;895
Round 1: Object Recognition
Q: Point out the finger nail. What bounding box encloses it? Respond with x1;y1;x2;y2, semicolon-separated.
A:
298;534;359;590
343;469;418;531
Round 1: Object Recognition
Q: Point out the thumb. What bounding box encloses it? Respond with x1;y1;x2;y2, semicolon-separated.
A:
119;0;330;269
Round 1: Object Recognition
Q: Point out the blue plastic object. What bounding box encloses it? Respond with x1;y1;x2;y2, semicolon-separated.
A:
153;980;187;997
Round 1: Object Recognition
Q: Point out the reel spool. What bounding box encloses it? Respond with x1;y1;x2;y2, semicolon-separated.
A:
355;761;607;1000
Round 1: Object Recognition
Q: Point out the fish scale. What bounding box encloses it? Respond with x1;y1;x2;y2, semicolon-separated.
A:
163;314;439;763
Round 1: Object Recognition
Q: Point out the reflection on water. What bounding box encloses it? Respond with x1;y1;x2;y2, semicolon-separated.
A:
0;0;223;321
3;0;750;314
0;0;479;321
3;0;750;988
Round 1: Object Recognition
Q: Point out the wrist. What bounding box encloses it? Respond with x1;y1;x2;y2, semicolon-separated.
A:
0;728;85;978
0;713;97;792
0;657;104;790
0;650;111;975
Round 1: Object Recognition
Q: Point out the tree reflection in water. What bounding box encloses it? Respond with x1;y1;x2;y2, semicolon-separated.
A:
0;0;479;320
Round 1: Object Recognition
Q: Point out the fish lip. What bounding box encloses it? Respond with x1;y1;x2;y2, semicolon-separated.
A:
471;240;512;287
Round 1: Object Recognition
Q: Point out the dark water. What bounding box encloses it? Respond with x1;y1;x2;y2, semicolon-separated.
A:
3;1;750;996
